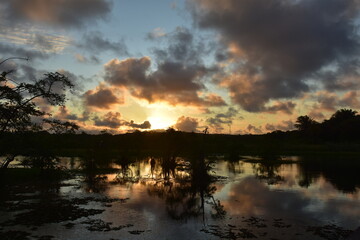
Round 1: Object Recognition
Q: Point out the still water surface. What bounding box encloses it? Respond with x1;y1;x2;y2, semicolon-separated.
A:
1;156;359;239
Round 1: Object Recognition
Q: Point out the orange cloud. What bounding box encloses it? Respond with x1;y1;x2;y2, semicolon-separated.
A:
2;0;112;28
83;84;123;109
104;57;226;107
174;116;199;132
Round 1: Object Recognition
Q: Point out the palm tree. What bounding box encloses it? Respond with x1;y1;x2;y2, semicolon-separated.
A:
294;115;318;131
330;108;358;122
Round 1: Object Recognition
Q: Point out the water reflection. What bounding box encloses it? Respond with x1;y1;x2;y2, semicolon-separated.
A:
297;159;360;193
252;161;284;185
111;155;226;222
72;154;360;224
2;153;359;239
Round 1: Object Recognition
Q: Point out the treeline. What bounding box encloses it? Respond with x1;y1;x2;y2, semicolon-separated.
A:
292;108;360;142
2;110;360;159
1;106;360;159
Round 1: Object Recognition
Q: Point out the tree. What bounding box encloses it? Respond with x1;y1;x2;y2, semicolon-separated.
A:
321;108;360;141
329;108;358;123
43;119;79;134
0;57;78;168
294;115;318;131
0;71;74;133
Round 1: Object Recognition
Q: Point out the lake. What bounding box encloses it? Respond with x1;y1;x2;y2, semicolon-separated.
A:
0;155;359;239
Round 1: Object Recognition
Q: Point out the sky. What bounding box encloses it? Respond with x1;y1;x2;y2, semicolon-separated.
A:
1;0;360;134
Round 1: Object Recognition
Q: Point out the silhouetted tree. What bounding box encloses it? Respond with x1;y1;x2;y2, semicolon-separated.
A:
294;115;318;131
329;108;357;122
43;119;79;134
0;57;78;168
0;68;75;133
321;108;360;141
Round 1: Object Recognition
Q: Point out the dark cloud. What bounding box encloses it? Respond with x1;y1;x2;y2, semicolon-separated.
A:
308;109;326;121
24;33;69;53
317;92;338;111
55;106;90;122
84;84;123;109
0;62;84;104
319;60;360;91
104;57;151;87
0;61;41;85
57;69;87;93
27;33;53;51
312;91;360;113
1;0;112;28
104;28;226;107
264;101;296;115
339;91;360;109
0;43;49;60
174;116;199;132
265;120;294;132
93;112;151;130
93;112;124;129
76;31;128;55
189;0;360;112
128;120;151;129
151;27;206;64
206;107;240;131
247;124;263;134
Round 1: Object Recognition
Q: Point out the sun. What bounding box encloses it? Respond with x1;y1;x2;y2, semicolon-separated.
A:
147;115;175;130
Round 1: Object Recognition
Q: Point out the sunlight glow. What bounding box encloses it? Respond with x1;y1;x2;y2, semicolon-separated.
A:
148;115;175;130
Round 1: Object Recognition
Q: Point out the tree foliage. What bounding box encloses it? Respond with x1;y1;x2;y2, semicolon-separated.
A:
0;57;79;168
296;108;360;141
329;108;357;123
43;119;79;134
0;59;77;134
294;115;318;131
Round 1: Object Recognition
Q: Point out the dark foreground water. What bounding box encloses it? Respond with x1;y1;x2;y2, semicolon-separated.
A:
1;156;359;240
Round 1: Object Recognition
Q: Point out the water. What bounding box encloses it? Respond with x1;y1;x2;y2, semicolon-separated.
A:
1;156;359;239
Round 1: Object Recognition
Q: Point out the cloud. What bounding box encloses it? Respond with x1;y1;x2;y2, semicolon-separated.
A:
246;124;263;134
319;61;360;91
295;90;360;122
206;107;240;131
103;57;224;107
0;42;49;60
202;93;227;106
27;33;70;53
340;91;360;109
308;109;326;121
93;112;151;130
0;61;39;84
104;27;226;107
74;53;100;64
265;120;294;132
189;0;360;112
93;111;124;129
0;28;71;54
84;83;123;109
316;92;338;111
146;27;167;40
0;59;85;97
76;31;128;55
55;106;90;122
128;120;151;129
57;69;88;93
309;90;360;114
1;0;113;28
174;116;199;132
264;101;296;115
